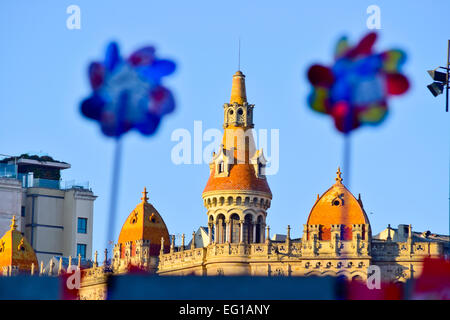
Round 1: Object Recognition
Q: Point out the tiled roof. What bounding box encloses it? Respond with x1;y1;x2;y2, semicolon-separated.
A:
118;189;170;256
306;171;370;240
203;163;271;195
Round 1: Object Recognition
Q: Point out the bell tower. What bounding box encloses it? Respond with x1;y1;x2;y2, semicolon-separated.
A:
202;70;272;246
223;71;254;129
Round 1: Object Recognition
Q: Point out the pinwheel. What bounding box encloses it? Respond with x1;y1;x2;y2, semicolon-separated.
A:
81;42;176;137
79;42;176;248
306;32;409;186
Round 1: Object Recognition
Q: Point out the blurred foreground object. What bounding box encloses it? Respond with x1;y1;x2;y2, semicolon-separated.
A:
410;258;450;299
107;275;338;299
307;32;409;134
80;42;176;137
78;42;177;251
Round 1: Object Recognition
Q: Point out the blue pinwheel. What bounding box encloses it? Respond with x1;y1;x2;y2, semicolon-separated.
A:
79;42;177;250
81;42;176;137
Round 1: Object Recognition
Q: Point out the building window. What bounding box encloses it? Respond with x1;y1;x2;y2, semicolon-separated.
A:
77;218;87;234
21;206;26;217
77;244;86;259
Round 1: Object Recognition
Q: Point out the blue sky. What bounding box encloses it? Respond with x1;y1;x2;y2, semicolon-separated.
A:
1;0;449;256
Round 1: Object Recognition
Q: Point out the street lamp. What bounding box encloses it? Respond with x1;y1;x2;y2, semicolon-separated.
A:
427;40;450;111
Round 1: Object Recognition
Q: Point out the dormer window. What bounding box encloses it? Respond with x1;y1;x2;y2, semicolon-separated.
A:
212;145;231;177
258;162;264;175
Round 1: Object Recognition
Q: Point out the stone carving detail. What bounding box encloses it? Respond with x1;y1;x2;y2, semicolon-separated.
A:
275;268;284;276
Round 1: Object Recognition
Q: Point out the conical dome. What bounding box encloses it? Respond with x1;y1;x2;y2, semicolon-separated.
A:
0;216;38;272
118;188;170;256
306;168;371;240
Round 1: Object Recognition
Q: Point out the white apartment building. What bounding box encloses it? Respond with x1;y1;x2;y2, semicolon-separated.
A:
0;154;96;263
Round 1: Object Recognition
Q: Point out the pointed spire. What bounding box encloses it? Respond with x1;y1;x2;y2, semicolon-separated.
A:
170;235;175;253
103;249;108;266
160;236;165;254
49;259;54;275
94;250;98;267
58;257;63;275
10;216;17;231
335;167;343;184
230;71;247;105
191;231;196;250
40;261;44;275
141;187;149;203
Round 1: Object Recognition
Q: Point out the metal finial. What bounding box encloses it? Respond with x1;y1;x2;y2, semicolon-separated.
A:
238;37;241;71
141;187;149;203
336;167;343;183
10;216;17;230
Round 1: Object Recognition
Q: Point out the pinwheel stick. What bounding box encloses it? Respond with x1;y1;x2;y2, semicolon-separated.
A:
343;133;351;189
105;91;128;252
106;136;123;253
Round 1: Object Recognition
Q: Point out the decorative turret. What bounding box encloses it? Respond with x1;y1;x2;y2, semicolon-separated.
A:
223;71;253;129
202;71;272;245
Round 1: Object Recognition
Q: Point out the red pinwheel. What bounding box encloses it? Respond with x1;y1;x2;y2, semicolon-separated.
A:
307;32;409;134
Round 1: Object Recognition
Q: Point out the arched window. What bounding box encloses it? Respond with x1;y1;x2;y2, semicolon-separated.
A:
216;214;226;244
244;214;253;244
255;215;264;243
230;214;240;243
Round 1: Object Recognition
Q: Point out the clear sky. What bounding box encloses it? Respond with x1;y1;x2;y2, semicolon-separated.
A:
1;0;449;256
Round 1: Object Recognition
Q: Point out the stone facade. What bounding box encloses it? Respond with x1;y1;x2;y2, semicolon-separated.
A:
75;70;448;300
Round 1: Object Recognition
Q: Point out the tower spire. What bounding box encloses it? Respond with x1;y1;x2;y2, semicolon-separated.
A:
230;71;247;105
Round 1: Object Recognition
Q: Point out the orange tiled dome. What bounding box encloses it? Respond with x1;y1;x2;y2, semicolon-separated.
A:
0;216;38;272
306;168;370;240
117;188;170;256
203;163;271;195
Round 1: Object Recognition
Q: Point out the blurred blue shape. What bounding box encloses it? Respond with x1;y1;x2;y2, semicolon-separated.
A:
0;276;59;300
107;275;339;300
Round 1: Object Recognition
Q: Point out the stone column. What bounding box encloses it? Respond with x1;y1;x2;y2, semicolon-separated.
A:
266;226;270;243
170;235;175;253
94;250;98;267
104;249;108;266
219;219;223;243
160;236;165;255
261;223;266;243
208;223;213;245
191;231;196;250
226;220;231;243
239;220;244;243
252;223;257;243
